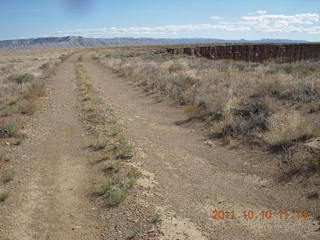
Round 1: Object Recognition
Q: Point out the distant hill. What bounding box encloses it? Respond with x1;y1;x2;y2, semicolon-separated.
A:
0;36;308;50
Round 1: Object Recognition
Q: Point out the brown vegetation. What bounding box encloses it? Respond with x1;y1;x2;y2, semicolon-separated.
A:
93;46;320;179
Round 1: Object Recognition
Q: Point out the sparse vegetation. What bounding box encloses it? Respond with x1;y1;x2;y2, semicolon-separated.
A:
150;214;161;224
0;121;19;138
0;50;65;139
127;229;139;240
0;50;70;212
75;59;138;208
8;73;35;88
95;177;112;195
184;105;201;119
20;101;38;115
0;153;10;162
91;137;109;150
0;191;8;202
94;47;320;179
94;163;138;207
1;169;14;183
116;136;134;160
105;160;122;172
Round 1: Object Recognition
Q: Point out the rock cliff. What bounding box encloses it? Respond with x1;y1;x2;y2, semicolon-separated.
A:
167;43;320;62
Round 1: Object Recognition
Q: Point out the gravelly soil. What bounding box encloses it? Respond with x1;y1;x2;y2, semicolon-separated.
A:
0;52;319;240
82;53;320;240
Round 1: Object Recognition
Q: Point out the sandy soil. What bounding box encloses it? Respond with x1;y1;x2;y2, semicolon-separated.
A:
0;55;103;240
0;52;319;240
82;53;319;240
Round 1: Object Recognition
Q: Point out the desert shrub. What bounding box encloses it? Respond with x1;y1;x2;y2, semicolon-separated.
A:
232;61;247;71
59;54;69;62
292;64;315;78
0;153;10;162
232;97;272;132
311;126;320;138
95;177;112;195
282;146;320;177
280;81;320;103
91;137;109;151
20;101;37;115
8;73;35;86
1;169;14;183
39;63;50;71
94;164;138;207
0;192;8;202
24;82;46;99
168;63;184;73
116;137;134;160
6;96;20;106
213;97;272;138
173;74;199;89
105;160;122;172
255;80;283;97
106;188;126;207
0;121;19;138
267;112;314;152
211;111;235;138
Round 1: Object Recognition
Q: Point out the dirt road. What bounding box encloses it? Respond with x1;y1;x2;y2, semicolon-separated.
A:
0;53;319;240
82;54;319;240
0;55;103;240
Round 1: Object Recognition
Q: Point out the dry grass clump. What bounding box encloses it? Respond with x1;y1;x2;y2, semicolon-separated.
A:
8;73;35;88
184;105;201;119
0;121;19;138
19;101;38;115
0;191;9;202
1;169;14;183
24;82;46;100
75;58;138;208
95;163;138;207
0;153;11;162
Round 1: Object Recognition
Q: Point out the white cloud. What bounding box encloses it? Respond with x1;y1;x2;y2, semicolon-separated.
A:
210;16;221;20
241;13;320;33
54;24;249;37
53;12;320;37
256;10;267;14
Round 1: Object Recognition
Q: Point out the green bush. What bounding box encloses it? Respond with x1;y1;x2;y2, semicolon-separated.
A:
106;188;126;207
0;192;9;202
95;177;112;195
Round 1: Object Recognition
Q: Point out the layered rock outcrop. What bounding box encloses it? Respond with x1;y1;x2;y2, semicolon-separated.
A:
167;43;320;62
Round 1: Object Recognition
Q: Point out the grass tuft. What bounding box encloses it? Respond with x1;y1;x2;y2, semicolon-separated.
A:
1;169;14;183
105;160;122;172
0;192;9;202
91;137;109;151
106;188;127;207
95;177;112;196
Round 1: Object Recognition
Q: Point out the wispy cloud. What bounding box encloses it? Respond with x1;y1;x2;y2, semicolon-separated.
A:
256;10;267;14
241;13;320;33
54;24;249;37
53;11;320;37
210;16;222;20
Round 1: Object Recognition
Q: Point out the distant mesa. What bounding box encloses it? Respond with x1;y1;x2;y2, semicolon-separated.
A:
0;36;310;50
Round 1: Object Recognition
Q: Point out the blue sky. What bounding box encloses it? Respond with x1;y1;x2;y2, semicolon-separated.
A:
1;0;319;41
